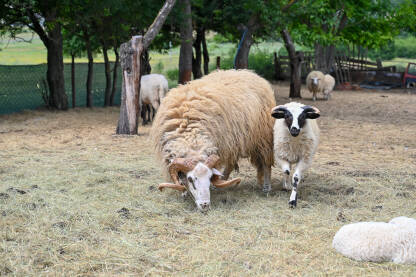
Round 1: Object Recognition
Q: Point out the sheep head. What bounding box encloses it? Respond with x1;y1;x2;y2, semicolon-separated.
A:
158;154;241;212
271;102;320;137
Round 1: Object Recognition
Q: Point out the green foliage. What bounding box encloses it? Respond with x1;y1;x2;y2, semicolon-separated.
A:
212;33;231;44
166;68;179;82
368;36;416;60
218;47;275;80
248;50;275;80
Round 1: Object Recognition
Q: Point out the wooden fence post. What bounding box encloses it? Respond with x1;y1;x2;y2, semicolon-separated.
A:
116;36;143;135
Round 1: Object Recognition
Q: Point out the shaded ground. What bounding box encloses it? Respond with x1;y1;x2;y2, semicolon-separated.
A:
0;85;415;276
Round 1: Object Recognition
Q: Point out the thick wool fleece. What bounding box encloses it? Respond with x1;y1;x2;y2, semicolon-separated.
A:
140;74;169;110
332;216;416;264
150;69;276;179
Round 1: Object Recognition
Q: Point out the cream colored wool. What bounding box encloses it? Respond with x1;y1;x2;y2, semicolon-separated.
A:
150;69;276;184
140;74;169;111
333;216;416;264
306;71;334;100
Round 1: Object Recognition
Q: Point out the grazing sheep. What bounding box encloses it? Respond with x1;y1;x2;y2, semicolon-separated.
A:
140;74;168;125
306;71;335;101
271;102;320;207
151;69;276;212
333;217;416;264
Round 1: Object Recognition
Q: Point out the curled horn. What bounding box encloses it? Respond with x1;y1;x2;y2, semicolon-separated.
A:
206;155;241;188
205;154;220;169
302;105;320;114
211;176;241;188
158;158;197;192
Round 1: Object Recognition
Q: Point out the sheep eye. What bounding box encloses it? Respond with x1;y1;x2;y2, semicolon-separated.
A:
187;177;196;190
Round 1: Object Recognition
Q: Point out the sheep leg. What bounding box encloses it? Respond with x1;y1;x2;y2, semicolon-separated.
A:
289;159;310;208
277;158;291;190
313;92;317;101
262;165;272;193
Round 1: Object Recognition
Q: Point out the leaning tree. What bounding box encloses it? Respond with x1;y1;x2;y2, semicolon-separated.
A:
116;0;176;135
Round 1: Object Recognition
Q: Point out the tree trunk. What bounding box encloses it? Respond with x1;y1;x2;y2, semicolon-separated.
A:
117;37;143;135
234;28;253;69
140;49;152;75
103;44;112;107
110;47;119;106
315;43;336;73
116;0;177;135
178;0;192;84
71;54;75;108
85;35;94;107
201;28;209;75
46;24;68;110
281;29;303;98
192;27;203;79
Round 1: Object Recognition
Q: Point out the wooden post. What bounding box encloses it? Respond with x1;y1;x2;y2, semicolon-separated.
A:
116;36;143;135
115;0;176;135
216;56;221;69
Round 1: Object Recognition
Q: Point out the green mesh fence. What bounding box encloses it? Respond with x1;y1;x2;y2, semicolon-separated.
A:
0;62;122;115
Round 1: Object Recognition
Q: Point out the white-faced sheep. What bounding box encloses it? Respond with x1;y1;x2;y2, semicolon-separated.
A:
306;71;335;101
271;102;320;207
333;216;416;264
140;74;168;125
151;69;276;212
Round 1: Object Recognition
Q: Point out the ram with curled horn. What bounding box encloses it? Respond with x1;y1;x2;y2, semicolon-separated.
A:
158;155;241;211
151;70;276;212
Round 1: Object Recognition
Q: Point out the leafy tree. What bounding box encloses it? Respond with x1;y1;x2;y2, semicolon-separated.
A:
0;0;69;109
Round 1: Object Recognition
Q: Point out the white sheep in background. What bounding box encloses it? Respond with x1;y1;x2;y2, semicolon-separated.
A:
140;74;168;125
151;70;276;212
333;216;416;264
306;71;335;101
271;102;320;207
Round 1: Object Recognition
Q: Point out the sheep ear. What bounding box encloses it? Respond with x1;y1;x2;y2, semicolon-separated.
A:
303;106;320;119
271;106;287;119
212;168;223;177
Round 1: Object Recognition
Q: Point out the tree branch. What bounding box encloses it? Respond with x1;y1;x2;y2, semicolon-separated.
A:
143;0;177;49
26;9;49;47
282;0;298;12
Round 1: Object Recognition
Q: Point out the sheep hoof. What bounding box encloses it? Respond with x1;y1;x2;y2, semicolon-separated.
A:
262;184;271;194
289;200;297;208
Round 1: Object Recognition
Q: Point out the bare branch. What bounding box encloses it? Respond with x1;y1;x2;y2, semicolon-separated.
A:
143;0;176;49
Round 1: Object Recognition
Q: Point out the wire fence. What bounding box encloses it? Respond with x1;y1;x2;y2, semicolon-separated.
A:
0;62;122;115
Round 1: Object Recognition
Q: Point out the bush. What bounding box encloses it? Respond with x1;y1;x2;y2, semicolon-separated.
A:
248;50;275;80
395;37;416;58
166;68;178;82
368;42;396;60
368;36;416;60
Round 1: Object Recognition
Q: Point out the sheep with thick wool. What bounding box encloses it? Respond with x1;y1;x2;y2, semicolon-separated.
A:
271;102;320;207
140;74;168;124
151;70;276;211
333;216;416;264
306;71;335;101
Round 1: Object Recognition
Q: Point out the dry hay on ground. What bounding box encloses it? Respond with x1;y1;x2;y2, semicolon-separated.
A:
0;85;415;276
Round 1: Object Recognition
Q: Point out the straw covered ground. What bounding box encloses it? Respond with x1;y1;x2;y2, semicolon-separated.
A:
0;85;415;276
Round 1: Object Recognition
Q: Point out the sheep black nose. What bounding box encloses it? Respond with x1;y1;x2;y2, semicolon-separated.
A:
290;127;300;137
200;202;210;211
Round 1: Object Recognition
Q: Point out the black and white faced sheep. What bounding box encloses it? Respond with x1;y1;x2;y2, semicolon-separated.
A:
271;102;320;208
151;70;276;212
